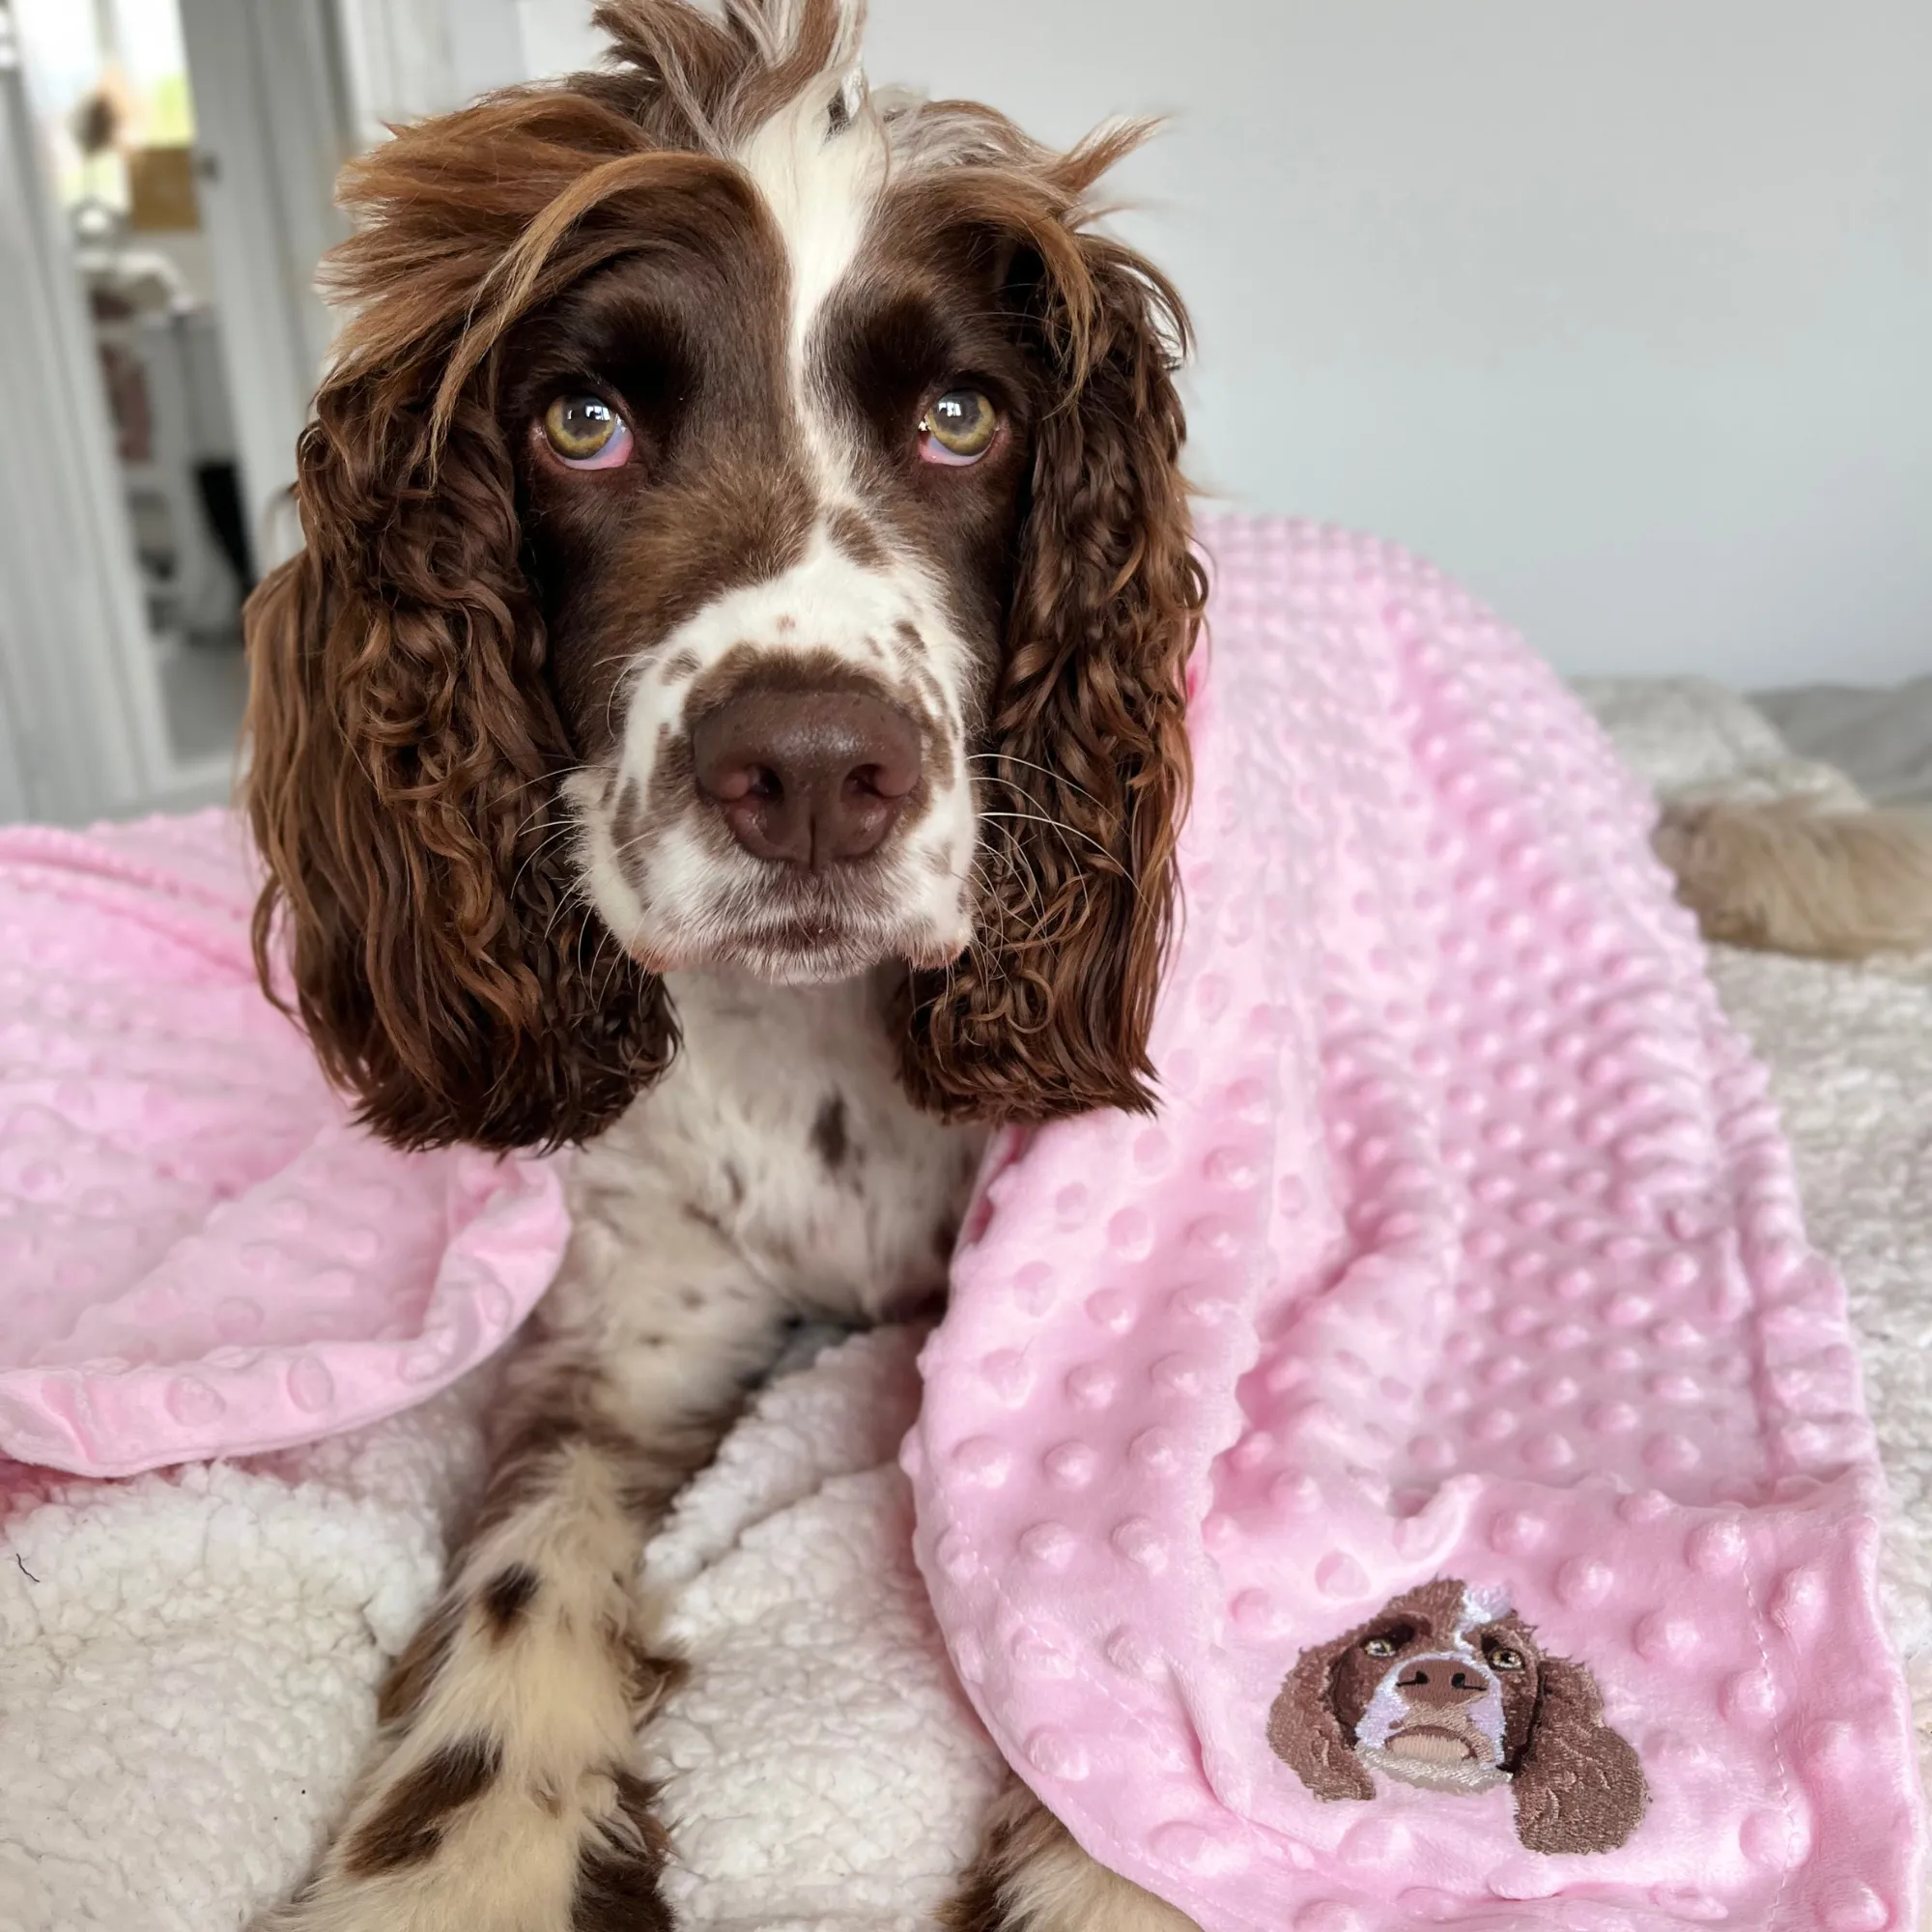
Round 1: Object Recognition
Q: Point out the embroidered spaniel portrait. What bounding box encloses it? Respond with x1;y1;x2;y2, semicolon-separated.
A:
1267;1577;1647;1856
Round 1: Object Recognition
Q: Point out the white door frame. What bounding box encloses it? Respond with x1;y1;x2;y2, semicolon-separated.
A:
0;2;156;823
176;0;356;574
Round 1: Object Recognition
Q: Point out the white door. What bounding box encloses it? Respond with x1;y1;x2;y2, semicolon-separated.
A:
0;0;357;827
0;1;155;824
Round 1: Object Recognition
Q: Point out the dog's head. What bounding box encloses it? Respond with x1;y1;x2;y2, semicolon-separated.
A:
1267;1579;1648;1856
243;0;1204;1151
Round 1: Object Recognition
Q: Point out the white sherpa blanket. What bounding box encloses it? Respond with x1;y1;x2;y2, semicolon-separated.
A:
1;680;1927;1932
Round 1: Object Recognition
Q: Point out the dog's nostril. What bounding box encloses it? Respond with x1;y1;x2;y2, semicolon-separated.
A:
846;764;904;802
708;764;781;805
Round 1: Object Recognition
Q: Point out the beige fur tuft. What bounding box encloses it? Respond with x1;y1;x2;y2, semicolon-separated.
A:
1654;796;1932;961
941;1781;1203;1932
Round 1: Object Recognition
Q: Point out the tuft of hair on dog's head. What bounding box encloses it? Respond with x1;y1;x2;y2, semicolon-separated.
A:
242;0;1204;1152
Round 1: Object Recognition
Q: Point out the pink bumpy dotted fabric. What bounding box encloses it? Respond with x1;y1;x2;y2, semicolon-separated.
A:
0;810;568;1478
909;521;1923;1931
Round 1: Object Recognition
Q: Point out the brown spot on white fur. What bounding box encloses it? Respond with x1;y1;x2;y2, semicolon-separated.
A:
480;1563;541;1638
343;1735;502;1875
810;1091;850;1171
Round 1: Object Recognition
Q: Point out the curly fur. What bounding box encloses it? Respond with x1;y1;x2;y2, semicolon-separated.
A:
1510;1654;1649;1856
244;3;1202;1152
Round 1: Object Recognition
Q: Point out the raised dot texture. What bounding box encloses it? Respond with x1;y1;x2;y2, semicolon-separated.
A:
1112;1519;1168;1572
1042;1442;1097;1490
286;1356;333;1413
1316;1552;1369;1598
1105;1626;1163;1678
1819;1885;1889;1932
1294;1904;1363;1932
1065;1364;1116;1409
952;1437;1011;1487
164;1376;223;1425
1689;1520;1747;1576
1154;1823;1247;1877
1739;1806;1807;1870
1019;1522;1076;1569
885;521;1911;1932
980;1350;1034;1406
934;1527;977;1581
1024;1728;1090;1781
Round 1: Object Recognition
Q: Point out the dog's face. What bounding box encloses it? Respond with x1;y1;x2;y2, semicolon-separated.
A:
504;152;1040;985
1269;1578;1648;1856
1327;1580;1535;1796
242;0;1204;1151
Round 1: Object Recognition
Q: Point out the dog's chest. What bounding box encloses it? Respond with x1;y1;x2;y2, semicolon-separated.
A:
575;970;985;1316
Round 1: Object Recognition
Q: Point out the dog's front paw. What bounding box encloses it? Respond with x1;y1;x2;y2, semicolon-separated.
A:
252;1748;673;1932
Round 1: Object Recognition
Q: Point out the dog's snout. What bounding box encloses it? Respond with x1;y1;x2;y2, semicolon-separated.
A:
693;688;923;868
1396;1659;1490;1709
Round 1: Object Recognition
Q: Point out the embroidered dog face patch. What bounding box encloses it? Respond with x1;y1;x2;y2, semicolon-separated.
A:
1267;1577;1648;1855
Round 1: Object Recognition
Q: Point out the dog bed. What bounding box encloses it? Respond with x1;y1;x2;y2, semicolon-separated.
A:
1;610;1929;1932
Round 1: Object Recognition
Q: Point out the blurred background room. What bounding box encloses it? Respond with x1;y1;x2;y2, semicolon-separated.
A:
0;0;1926;826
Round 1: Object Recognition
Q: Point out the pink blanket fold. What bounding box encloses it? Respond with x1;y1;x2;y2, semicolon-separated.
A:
0;810;567;1478
910;520;1923;1931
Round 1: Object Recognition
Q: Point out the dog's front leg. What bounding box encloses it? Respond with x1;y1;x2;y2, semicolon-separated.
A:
254;1209;785;1932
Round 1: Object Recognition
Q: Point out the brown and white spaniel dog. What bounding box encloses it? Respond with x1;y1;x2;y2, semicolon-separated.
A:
243;1;1203;1927
1267;1578;1648;1858
236;2;1916;1928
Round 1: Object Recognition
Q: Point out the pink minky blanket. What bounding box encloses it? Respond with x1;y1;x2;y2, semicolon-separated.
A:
0;811;567;1478
910;522;1924;1931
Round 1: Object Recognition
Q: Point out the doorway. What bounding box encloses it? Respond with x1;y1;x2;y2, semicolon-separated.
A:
0;0;353;823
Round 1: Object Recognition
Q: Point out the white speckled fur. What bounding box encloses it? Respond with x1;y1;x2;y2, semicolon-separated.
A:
569;534;980;980
253;967;985;1932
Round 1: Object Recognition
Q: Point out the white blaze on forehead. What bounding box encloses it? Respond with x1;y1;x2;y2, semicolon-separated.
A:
1462;1583;1513;1632
732;78;890;386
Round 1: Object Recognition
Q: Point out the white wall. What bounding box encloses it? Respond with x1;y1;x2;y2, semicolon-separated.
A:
516;0;1932;688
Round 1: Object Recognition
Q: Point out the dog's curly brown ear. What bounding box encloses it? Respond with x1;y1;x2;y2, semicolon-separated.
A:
1510;1654;1648;1854
902;168;1206;1122
1268;1638;1377;1803
243;95;679;1152
244;403;674;1153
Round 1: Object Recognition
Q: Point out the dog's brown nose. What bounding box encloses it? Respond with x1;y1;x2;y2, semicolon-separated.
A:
693;688;922;867
1397;1662;1489;1709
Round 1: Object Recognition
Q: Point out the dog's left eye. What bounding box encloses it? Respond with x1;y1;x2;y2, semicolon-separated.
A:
1489;1646;1525;1671
919;388;998;466
541;394;633;469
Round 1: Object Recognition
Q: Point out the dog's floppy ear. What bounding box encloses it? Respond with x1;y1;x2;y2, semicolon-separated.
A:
1510;1654;1648;1854
1268;1637;1377;1803
243;96;680;1152
901;135;1206;1123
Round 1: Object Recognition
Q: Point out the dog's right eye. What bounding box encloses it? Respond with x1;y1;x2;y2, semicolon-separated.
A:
919;387;998;465
1363;1635;1398;1658
540;394;634;469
